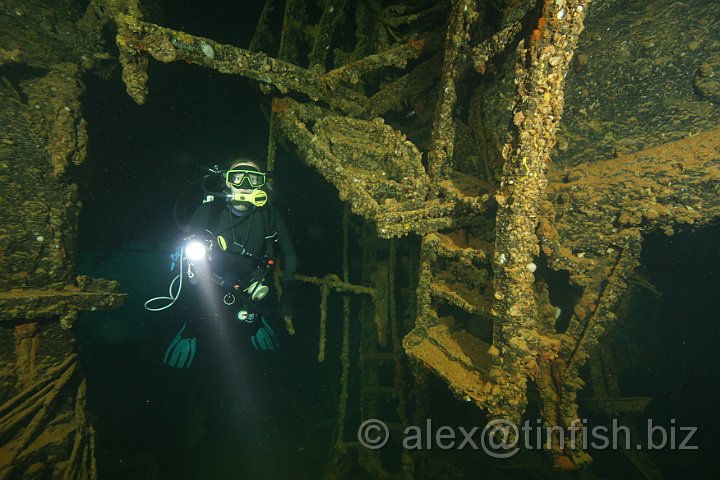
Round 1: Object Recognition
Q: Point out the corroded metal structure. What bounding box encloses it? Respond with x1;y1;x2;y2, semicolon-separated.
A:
113;0;720;475
1;0;127;477
2;0;719;477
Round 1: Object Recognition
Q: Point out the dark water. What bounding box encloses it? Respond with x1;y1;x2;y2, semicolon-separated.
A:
76;8;343;475
72;1;720;479
76;56;343;480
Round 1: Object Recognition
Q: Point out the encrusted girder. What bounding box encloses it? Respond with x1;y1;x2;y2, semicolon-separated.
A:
275;98;491;238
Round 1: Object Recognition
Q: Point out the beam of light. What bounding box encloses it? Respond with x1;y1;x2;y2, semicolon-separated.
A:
181;245;272;467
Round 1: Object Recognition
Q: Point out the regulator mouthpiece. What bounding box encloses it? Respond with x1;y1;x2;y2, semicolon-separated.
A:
232;189;268;207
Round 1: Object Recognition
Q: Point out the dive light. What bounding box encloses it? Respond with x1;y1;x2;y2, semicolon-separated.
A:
185;240;207;261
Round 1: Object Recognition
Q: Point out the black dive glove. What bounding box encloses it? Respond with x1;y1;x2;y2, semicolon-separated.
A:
280;281;297;317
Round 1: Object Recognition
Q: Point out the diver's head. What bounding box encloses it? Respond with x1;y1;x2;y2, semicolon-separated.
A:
225;159;268;210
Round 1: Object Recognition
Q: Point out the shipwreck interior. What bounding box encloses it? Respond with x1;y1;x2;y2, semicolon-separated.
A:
1;0;719;479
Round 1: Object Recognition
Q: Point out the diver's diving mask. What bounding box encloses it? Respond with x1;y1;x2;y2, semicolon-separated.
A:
226;169;266;189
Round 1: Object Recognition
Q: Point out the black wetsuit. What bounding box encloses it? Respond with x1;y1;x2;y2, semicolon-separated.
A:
180;199;297;349
186;200;297;289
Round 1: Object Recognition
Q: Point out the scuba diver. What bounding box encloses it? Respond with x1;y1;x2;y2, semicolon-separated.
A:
145;159;297;367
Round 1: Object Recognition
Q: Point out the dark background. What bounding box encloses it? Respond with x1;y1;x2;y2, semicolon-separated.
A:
76;2;346;478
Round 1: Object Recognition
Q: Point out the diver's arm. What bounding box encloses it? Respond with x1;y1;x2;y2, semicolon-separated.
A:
182;202;214;240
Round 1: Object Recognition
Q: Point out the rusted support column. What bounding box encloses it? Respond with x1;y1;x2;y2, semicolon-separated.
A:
266;0;307;171
335;206;352;453
309;0;348;69
249;0;283;54
346;0;388;59
472;22;523;74
427;0;479;179
471;0;534;74
487;0;590;423
368;52;443;116
277;0;305;64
